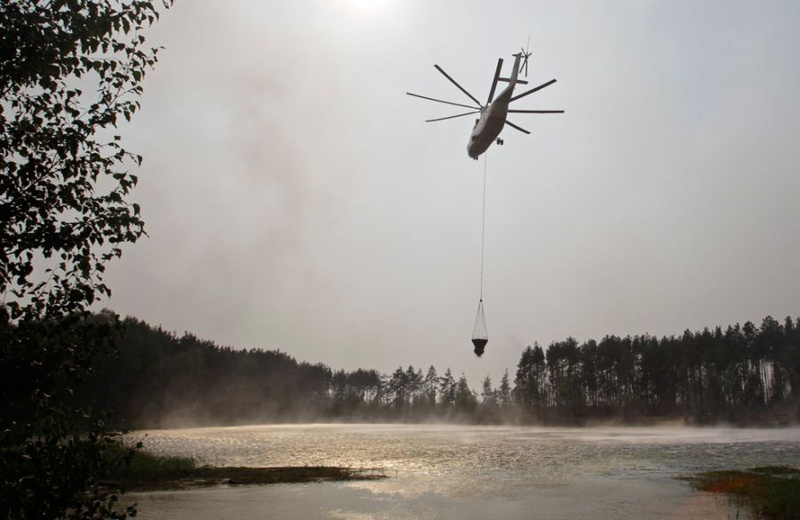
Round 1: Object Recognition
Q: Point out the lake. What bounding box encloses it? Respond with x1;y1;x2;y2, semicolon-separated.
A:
128;424;800;519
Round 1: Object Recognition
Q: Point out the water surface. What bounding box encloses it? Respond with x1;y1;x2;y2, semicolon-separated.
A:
129;424;800;519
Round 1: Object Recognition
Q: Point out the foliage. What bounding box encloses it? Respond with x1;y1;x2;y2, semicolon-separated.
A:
1;0;169;317
0;0;171;518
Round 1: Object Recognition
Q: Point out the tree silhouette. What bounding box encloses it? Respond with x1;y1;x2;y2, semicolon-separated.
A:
66;313;800;428
0;1;172;517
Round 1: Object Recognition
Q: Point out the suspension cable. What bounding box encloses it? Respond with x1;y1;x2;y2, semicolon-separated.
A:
480;153;487;301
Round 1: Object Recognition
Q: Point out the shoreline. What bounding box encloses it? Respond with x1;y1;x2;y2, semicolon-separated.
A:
113;465;387;492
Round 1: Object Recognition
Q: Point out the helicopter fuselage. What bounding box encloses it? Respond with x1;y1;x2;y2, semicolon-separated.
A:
467;55;522;160
467;86;514;159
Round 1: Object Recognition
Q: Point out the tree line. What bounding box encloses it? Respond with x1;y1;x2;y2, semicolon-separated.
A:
75;314;800;428
77;314;495;426
514;316;800;425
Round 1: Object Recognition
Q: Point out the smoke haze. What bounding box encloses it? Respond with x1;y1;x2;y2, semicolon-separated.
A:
106;0;800;387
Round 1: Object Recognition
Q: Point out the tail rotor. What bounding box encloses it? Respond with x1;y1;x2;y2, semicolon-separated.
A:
520;36;532;78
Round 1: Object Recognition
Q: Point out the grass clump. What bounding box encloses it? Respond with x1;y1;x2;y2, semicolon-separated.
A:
680;466;800;519
118;448;196;479
99;440;196;489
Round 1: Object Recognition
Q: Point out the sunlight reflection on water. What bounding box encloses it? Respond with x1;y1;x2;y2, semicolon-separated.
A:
128;424;800;519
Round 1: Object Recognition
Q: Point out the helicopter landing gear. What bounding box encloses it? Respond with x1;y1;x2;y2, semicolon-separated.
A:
496;138;504;145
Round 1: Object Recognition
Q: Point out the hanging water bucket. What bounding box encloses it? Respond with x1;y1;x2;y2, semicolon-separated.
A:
471;299;488;357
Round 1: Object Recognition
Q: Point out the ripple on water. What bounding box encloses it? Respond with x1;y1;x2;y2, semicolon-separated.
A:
128;424;800;518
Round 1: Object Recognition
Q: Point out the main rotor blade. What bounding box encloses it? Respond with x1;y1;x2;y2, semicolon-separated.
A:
434;64;483;107
425;110;481;123
505;120;530;134
486;58;503;105
508;109;565;114
406;92;479;110
509;79;557;103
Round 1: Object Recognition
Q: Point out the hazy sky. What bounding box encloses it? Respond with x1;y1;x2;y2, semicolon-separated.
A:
106;0;800;387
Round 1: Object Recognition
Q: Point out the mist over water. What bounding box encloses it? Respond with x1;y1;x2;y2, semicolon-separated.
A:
129;424;800;519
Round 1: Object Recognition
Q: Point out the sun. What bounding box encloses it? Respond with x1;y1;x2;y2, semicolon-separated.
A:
341;0;394;15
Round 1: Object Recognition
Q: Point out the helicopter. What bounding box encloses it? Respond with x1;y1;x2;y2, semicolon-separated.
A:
407;47;564;159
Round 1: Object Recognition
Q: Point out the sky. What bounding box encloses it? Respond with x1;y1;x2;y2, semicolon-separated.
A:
105;0;800;388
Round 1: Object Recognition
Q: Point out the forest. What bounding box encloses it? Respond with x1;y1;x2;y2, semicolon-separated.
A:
71;313;800;428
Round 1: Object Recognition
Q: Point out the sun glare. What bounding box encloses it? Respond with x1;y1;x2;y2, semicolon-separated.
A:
343;0;393;15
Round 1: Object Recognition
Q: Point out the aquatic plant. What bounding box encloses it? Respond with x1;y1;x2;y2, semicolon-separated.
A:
681;466;800;519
